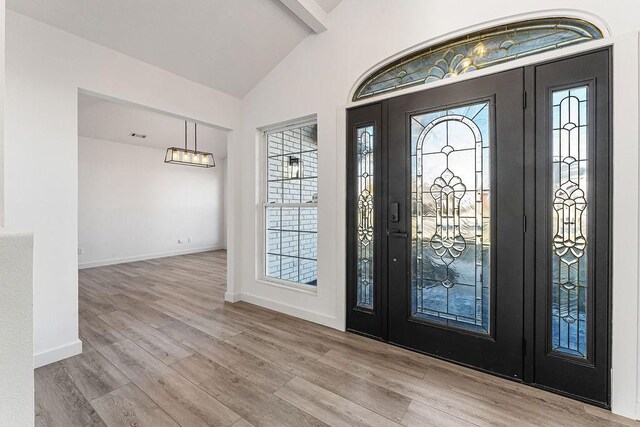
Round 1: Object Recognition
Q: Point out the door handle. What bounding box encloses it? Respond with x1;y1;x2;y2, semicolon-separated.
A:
388;229;408;238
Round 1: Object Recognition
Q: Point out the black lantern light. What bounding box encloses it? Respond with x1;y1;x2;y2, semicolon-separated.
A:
165;121;215;168
287;156;302;179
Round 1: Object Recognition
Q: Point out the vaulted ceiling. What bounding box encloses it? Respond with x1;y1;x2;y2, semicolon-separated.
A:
6;0;342;98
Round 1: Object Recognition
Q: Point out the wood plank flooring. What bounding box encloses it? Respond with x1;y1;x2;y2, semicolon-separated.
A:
35;251;638;426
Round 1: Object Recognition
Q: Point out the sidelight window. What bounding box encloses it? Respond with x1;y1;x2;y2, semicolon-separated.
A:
550;86;590;358
355;125;375;309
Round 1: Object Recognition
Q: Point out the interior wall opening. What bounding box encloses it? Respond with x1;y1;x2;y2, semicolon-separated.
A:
76;91;230;324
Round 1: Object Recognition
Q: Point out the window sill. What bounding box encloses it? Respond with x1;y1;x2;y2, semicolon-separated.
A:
256;277;318;296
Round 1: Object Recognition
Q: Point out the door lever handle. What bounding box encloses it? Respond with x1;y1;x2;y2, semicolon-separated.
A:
388;229;408;238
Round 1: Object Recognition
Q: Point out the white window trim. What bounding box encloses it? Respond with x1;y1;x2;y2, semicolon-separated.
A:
257;118;319;293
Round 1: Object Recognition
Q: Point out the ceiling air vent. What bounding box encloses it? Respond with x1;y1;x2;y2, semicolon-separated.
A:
129;132;147;139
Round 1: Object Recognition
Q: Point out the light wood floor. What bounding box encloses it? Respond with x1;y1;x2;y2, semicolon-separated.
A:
35;250;637;426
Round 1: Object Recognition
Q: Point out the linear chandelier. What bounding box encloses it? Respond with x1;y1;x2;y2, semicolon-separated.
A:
165;121;215;168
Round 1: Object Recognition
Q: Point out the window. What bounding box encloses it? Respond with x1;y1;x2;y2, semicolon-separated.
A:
353;18;602;101
410;102;491;333
263;122;318;287
355;125;374;309
550;86;589;358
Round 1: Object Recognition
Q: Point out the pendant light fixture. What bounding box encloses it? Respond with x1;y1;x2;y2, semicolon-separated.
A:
165;121;215;168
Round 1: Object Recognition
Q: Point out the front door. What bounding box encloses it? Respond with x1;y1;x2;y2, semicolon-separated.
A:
347;49;610;405
385;69;525;379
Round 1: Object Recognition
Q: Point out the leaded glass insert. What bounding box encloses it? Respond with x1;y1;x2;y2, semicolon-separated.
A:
354;18;602;101
356;125;374;309
551;86;589;358
410;102;490;333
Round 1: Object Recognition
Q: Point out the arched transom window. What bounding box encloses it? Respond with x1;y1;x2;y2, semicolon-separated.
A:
353;18;603;101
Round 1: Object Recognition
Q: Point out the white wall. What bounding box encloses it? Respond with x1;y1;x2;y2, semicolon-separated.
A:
0;231;33;425
4;10;241;368
232;0;640;418
0;0;5;227
78;137;226;268
0;3;33;424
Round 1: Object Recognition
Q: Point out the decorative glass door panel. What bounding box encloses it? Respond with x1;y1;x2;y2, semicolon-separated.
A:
410;102;491;333
356;125;375;310
550;86;589;358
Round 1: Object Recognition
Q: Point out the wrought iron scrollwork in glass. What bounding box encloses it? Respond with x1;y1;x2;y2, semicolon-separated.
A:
354;18;602;101
411;102;491;333
551;86;589;358
356;125;375;309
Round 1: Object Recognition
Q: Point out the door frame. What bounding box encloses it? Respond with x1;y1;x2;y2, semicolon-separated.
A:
346;47;613;408
342;31;640;420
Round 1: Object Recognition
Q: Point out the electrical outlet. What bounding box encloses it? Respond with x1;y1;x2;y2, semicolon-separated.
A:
178;239;184;244
78;248;84;255
187;237;191;243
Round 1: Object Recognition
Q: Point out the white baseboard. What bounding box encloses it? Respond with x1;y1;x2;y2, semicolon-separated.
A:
237;292;342;330
224;291;241;303
78;246;224;269
34;339;82;368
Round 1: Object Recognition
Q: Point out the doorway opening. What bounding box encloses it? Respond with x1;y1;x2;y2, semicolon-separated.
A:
77;92;229;268
76;91;231;350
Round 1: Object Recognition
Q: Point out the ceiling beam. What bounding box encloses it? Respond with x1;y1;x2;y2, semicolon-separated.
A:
278;0;328;33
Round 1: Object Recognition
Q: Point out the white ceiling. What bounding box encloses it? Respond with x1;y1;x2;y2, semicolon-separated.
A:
6;0;342;98
78;93;229;159
312;0;341;13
